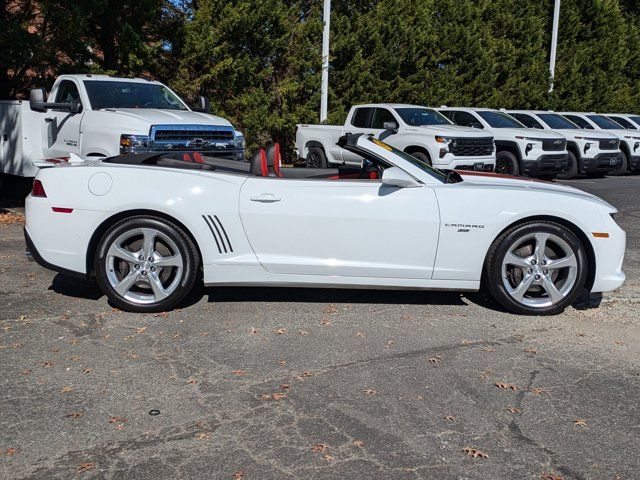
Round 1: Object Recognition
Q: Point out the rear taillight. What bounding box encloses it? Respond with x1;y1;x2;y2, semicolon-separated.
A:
32;179;46;197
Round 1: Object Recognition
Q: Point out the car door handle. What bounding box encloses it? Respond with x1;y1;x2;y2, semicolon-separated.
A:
250;193;281;203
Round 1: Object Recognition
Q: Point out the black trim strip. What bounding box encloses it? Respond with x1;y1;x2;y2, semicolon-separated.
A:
207;215;227;253
202;215;222;253
213;215;233;252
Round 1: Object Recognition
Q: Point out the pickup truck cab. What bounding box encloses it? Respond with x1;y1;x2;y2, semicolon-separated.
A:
296;103;495;171
1;74;244;177
437;107;569;178
558;111;640;175
505;110;622;179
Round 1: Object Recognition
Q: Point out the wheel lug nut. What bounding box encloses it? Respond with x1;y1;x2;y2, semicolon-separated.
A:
141;270;147;276
535;274;541;280
543;269;548;275
138;255;144;261
541;260;546;266
150;266;156;272
527;269;533;274
531;260;537;265
148;257;154;262
134;264;140;270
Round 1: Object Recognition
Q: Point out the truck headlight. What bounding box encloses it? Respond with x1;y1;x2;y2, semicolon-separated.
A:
435;136;453;144
234;133;245;150
120;134;151;154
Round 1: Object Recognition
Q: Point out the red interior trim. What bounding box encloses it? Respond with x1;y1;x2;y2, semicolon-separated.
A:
259;149;268;177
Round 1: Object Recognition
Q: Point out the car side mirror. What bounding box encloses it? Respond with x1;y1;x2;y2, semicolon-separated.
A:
383;121;398;130
196;95;211;113
29;88;47;112
381;166;420;188
69;101;82;114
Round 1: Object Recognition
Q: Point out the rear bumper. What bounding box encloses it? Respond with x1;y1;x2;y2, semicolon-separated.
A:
581;152;621;173
24;227;87;279
522;153;569;176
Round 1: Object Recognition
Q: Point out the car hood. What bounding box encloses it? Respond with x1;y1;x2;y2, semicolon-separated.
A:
456;171;614;208
95;108;233;127
409;124;492;137
555;129;618;140
490;127;564;139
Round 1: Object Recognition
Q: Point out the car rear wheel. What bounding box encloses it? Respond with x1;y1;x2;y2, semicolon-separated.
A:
495;151;520;176
557;150;579;180
95;216;199;313
306;146;327;168
483;221;587;315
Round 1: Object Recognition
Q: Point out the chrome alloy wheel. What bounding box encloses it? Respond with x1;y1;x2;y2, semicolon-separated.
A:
501;232;578;308
105;227;184;305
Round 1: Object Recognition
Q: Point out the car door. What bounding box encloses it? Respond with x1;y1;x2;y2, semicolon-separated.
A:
43;80;83;158
238;176;440;279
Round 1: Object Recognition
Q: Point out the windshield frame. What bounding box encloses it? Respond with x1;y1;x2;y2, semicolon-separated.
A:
394;107;453;127
83;80;189;111
536;113;579;130
477;110;525;129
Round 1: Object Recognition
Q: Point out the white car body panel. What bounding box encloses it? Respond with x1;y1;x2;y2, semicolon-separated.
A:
25;135;625;299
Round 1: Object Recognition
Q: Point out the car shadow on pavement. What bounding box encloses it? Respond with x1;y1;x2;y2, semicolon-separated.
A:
49;274;104;301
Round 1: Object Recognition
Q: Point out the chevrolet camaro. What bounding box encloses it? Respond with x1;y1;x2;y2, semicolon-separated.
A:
25;134;626;315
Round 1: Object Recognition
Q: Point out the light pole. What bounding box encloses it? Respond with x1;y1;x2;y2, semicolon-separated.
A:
320;0;331;123
549;0;561;93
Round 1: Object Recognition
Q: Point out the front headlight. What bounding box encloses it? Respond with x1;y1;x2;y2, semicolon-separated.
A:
234;132;245;150
120;134;151;154
435;135;453;144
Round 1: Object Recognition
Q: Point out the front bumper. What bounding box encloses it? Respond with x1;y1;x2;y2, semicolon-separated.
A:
581;152;621;173
437;157;495;171
522;153;569;176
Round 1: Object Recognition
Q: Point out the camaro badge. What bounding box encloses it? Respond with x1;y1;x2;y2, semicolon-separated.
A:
445;223;485;233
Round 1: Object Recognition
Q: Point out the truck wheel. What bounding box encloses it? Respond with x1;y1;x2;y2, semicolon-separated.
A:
409;151;432;166
495;151;520;176
483;221;587;315
557;151;578;180
94;216;200;313
608;151;628;176
306;146;327;168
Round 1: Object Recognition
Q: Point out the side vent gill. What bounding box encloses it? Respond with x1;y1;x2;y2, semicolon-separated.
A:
202;215;234;254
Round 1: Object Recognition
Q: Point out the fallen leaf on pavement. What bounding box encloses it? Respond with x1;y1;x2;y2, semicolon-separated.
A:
362;389;377;396
1;447;18;456
505;406;520;414
355;331;365;337
428;355;442;364
495;382;518;391
41;361;53;368
324;304;338;314
108;416;127;423
260;393;286;401
524;348;537;354
298;330;309;335
232;471;246;480
320;320;331;326
232;370;245;376
186;378;198;384
195;432;211;440
574;419;588;428
66;412;84;419
249;327;259;335
463;447;488;458
311;443;328;453
280;384;291;389
77;462;94;473
82;368;93;374
541;473;563;480
274;328;286;335
530;387;548;395
353;440;364;447
480;347;496;352
135;327;147;334
443;415;455;422
60;386;74;393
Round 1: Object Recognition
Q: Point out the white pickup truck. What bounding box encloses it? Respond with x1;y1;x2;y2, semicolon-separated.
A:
0;74;244;177
295;104;495;171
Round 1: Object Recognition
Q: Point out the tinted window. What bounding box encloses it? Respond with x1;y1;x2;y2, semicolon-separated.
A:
371;108;398;129
477;111;524;128
84;80;187;110
564;114;594;129
629;116;640;126
511;113;544;129
446;110;483;128
351;107;373;128
537;113;577;129
608;116;636;129
395;108;451;126
587;114;623;130
55;80;81;104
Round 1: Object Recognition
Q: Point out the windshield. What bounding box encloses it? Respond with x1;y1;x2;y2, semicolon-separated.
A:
84;81;188;110
367;137;449;183
587;114;622;130
537;113;578;130
395;108;452;126
477;111;524;128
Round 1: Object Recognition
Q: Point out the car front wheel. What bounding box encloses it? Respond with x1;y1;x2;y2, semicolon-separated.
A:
95;216;199;313
483;221;588;315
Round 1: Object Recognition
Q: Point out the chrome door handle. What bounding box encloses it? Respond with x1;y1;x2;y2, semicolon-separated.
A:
250;193;281;203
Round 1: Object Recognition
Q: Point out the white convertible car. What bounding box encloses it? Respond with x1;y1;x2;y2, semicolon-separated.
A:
25;134;625;315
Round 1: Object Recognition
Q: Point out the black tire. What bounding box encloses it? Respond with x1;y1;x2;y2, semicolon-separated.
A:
495;151;520;176
557;150;579;180
409;150;432;166
306;146;328;168
483;221;588;315
608;151;628;176
94;216;200;313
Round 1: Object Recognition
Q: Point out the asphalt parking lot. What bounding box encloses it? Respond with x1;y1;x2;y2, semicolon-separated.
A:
1;175;639;480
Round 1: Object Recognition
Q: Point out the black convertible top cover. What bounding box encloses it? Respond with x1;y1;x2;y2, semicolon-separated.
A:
103;152;251;174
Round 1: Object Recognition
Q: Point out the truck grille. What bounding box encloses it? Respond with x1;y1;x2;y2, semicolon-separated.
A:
542;138;566;151
598;138;620;150
150;124;235;152
449;137;494;157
